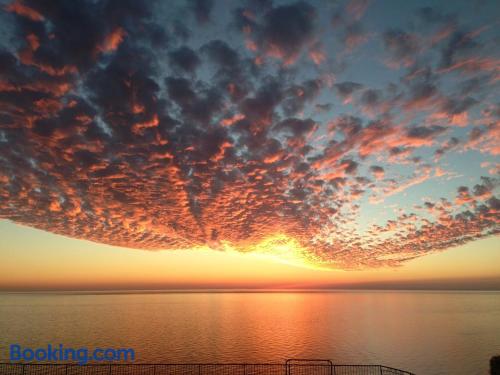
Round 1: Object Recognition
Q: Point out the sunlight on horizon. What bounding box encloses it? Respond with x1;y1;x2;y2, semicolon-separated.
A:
1;220;499;290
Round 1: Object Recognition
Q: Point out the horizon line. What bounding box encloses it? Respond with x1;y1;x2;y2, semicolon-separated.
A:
2;287;500;294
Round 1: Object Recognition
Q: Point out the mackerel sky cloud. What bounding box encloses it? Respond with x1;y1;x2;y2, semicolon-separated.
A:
0;0;498;269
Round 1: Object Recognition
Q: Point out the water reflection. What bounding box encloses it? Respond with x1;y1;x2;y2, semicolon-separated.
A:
0;291;499;375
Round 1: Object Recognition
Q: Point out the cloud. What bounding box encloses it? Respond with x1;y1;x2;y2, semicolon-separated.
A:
5;0;44;21
341;22;370;51
187;0;215;25
406;125;447;141
345;0;371;20
0;0;498;271
168;46;201;73
439;30;480;70
383;29;420;67
334;81;363;103
236;1;318;64
369;165;385;180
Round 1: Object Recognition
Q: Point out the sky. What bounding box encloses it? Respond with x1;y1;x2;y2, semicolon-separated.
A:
0;0;499;290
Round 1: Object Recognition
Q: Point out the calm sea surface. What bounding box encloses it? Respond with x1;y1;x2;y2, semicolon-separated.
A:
0;291;499;375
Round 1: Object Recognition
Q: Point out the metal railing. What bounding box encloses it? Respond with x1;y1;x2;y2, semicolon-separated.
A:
0;360;415;375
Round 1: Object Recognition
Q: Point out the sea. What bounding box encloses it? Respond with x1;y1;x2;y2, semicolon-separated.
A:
0;291;499;375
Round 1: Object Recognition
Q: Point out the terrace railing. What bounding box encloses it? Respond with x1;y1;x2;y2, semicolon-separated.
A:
0;360;415;375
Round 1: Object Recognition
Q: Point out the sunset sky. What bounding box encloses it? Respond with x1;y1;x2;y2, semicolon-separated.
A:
0;0;499;290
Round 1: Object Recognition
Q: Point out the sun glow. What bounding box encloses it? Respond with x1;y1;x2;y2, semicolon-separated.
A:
221;234;329;271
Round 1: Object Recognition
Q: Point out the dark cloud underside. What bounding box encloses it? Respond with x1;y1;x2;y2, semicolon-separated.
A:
0;0;499;269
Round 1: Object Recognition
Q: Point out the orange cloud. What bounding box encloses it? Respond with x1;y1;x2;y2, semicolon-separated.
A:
5;0;43;22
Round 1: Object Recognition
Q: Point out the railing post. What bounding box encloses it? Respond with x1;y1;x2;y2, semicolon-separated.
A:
243;364;246;375
108;364;112;375
198;363;201;375
22;364;25;375
379;365;383;375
